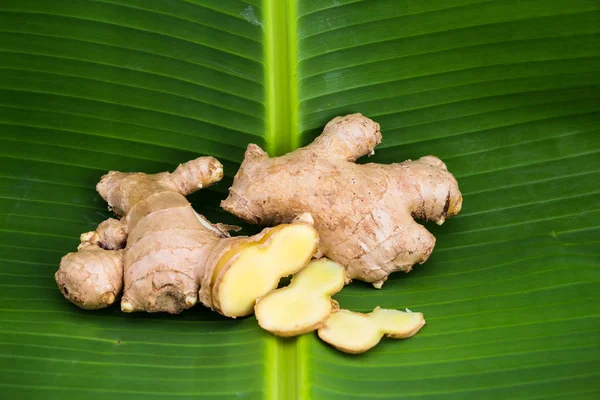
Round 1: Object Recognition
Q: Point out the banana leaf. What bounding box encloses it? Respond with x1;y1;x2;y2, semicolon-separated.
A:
0;0;599;399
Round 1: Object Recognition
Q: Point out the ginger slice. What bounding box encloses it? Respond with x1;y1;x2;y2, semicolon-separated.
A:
318;307;425;354
212;222;319;318
255;258;346;336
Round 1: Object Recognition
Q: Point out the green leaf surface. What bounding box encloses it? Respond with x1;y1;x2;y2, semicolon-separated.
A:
1;0;599;399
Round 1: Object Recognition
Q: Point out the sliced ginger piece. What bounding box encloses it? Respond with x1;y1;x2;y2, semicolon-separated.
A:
318;307;425;354
255;258;346;336
213;222;318;318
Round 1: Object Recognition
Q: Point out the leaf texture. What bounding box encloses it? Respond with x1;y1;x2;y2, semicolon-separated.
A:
1;0;599;399
296;1;600;399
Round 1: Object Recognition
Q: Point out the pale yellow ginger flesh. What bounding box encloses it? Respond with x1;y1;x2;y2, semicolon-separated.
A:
55;157;319;315
213;222;319;318
318;307;426;354
255;258;346;336
222;113;463;288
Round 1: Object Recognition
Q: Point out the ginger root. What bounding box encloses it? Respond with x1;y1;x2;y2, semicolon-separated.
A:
255;258;346;337
221;113;463;288
57;244;124;310
318;307;426;354
55;157;318;316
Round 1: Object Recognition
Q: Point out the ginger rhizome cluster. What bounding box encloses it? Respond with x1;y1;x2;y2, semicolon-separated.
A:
55;113;462;354
222;113;463;288
55;157;318;317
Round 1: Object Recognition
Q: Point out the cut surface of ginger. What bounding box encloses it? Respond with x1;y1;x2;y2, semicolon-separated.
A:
318;307;425;354
216;223;318;318
255;258;346;336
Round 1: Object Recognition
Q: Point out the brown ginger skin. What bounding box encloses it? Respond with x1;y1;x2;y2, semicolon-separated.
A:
55;218;127;309
56;157;224;313
221;114;463;287
56;245;124;310
56;157;319;315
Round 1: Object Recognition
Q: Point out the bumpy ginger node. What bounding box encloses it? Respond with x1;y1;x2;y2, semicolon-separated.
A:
222;113;463;288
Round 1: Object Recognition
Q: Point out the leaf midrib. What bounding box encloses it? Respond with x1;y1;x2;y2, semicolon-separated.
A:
264;0;298;157
263;0;303;399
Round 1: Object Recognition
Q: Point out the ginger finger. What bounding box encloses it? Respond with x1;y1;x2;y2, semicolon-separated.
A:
78;218;127;251
56;217;127;310
56;245;124;310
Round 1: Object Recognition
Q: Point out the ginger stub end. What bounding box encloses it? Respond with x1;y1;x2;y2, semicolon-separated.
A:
214;223;318;318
